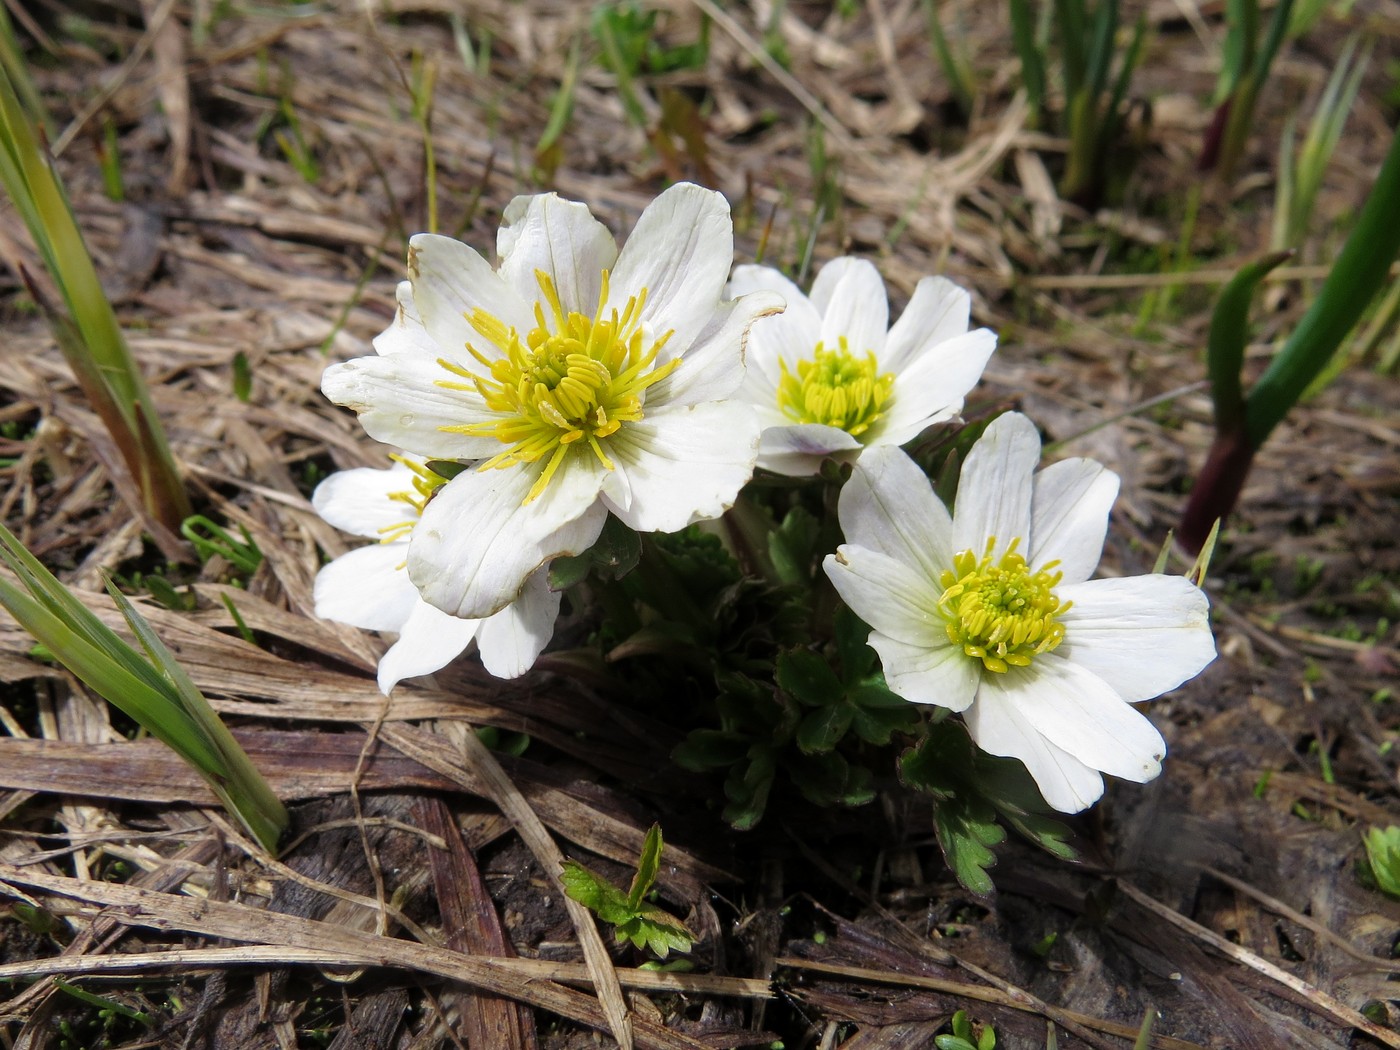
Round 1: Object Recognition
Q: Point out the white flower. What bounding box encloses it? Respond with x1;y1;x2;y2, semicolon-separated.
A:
312;458;559;693
323;183;783;619
822;413;1216;812
727;257;996;476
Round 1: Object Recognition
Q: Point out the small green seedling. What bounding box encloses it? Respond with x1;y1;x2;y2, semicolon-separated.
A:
936;1009;996;1050
561;823;695;958
1360;826;1400;898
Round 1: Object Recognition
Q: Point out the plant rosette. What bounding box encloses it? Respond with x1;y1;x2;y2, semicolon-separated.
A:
322;182;783;620
727;257;997;476
823;412;1217;812
312;457;558;693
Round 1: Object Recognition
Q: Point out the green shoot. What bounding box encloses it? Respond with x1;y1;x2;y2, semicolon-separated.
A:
1181;127;1400;552
273;96;320;183
180;516;263;576
0;523;287;851
1272;36;1370;252
920;0;975;118
535;38;582;182
1200;0;1295;179
560;824;695;958
936;1009;996;1050
1361;827;1400;898
0;44;191;550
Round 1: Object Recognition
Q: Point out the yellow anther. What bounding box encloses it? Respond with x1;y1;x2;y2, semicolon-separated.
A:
776;336;894;437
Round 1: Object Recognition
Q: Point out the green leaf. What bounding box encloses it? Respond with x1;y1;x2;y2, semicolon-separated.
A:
933;794;1005;897
560;860;634;925
795;702;853;754
628;823;663;910
1206;249;1293;433
672;729;748;771
769;505;819;585
848;701;918;746
614;903;695;958
1362;826;1400;898
833;605;877;681
548;551;592;591
777;648;844;707
589;514;643;580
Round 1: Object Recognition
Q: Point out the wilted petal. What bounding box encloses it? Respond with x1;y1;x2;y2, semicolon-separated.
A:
756;423;860;477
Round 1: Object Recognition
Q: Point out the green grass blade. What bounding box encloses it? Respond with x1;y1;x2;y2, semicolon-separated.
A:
0;523;286;850
1246;125;1400;447
1053;0;1088;99
1009;0;1046;118
1207;250;1293;434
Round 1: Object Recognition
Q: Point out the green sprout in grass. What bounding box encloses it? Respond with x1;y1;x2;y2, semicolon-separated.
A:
0;522;287;851
1180;125;1400;553
1008;0;1147;205
560;823;695;958
0;35;191;555
1199;0;1294;179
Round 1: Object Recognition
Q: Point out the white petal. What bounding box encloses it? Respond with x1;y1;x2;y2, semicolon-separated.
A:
314;544;417;632
995;655;1166;783
377;599;481;694
497;193;618;315
373;281;439;357
651;289;784;407
1029;457;1119;585
756;423;860;477
837;446;953;583
313;463;419;538
952;411;1040;559
610;183;734;356
867;632;978;712
868;328;997;448
409;460;607;618
882;276;972;374
476;567;562;678
963;686;1106;813
603;401;760;531
810;258;889;356
1058;575;1216;702
407;233;534;364
728;265;824;388
822;547;943;647
322;355;502;460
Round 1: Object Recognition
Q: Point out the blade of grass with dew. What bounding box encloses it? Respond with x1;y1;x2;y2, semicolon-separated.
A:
0;523;287;850
0;57;190;546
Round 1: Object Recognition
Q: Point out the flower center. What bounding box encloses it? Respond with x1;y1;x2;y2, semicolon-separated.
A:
379;455;449;544
937;538;1070;674
435;269;677;503
776;337;894;437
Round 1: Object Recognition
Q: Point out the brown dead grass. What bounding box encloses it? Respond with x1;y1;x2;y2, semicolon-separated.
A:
2;0;1400;1047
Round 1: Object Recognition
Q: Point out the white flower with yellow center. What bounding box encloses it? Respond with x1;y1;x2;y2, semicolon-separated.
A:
323;183;782;619
822;413;1217;812
312;458;559;693
727;258;996;476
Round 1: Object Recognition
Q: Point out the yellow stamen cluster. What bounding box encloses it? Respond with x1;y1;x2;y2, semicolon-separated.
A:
378;456;450;544
938;538;1070;674
776;337;894;437
436;269;677;504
